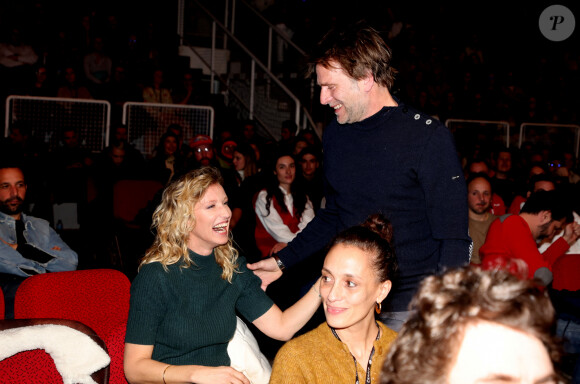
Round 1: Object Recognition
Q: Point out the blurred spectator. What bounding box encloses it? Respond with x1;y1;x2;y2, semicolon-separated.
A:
381;266;564;384
72;15;95;57
549;150;579;186
109;124;145;171
173;69;205;105
142;68;172;104
295;146;324;212
292;137;309;156
508;173;556;215
106;64;142;121
101;14;126;64
165;123;192;160
465;158;506;216
27;65;56;97
229;142;265;261
279;119;297;152
187;134;218;169
0;122;47;164
480;190;580;282
57;66;93;99
254;151;314;258
0;27;39;96
44;28;77;78
146;131;186;185
241;119;266;149
49;127;94;205
118;31;149;84
490;148;518;208
83;36;112;99
0;164;78;319
466;173;496;265
0;123;49;214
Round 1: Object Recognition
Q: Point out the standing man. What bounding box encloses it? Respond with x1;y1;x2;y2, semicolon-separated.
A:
248;21;471;330
466;173;497;264
0;164;78;318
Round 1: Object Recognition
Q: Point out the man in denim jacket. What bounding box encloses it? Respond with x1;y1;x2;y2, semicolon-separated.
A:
0;165;77;318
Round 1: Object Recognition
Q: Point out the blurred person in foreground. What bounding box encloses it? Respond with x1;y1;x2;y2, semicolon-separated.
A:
381;266;565;384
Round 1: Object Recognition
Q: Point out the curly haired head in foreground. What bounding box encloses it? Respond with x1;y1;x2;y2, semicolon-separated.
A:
381;266;563;384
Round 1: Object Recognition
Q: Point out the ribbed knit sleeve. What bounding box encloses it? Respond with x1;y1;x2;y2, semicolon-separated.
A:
234;259;274;322
125;262;168;346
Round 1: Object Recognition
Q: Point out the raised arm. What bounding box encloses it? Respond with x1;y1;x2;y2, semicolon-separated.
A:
252;278;322;341
247;194;338;289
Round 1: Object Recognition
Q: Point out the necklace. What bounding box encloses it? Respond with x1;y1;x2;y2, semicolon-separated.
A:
330;322;381;384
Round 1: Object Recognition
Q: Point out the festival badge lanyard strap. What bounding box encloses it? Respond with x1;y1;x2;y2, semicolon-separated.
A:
330;323;381;384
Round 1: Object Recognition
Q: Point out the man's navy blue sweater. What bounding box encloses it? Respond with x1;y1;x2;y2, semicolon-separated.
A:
278;104;471;312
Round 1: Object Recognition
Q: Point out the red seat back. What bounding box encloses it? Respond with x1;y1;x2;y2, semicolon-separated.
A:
105;321;128;384
113;179;163;224
14;269;130;342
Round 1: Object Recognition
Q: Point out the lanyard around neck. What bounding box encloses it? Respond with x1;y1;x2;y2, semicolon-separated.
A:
330;323;381;384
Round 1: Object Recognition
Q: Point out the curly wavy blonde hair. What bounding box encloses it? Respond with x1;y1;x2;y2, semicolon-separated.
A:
140;166;239;282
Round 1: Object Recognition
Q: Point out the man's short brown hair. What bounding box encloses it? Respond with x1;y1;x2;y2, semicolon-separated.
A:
307;20;397;90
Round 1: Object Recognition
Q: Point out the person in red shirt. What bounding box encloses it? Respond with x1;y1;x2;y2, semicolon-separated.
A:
480;190;580;280
508;173;555;214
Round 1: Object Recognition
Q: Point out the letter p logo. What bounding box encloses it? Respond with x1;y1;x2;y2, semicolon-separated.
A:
539;5;575;41
550;15;565;30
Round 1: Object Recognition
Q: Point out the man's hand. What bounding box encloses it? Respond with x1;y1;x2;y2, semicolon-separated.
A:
246;257;283;291
269;242;287;256
563;222;580;245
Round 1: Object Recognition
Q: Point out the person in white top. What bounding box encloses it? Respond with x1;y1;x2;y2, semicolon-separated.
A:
254;152;314;259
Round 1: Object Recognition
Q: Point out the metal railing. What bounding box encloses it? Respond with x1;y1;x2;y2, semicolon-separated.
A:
122;102;214;157
5;95;110;152
445;119;511;149
178;0;319;140
225;0;307;71
519;122;580;158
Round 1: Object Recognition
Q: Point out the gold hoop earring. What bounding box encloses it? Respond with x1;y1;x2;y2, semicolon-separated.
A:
375;302;381;314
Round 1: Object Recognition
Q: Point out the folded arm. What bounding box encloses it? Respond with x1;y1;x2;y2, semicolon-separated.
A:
124;343;250;384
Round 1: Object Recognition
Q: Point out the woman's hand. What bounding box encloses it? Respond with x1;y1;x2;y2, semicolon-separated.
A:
189;366;250;384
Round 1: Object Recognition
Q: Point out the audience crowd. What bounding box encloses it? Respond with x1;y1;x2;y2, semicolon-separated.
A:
0;1;580;383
